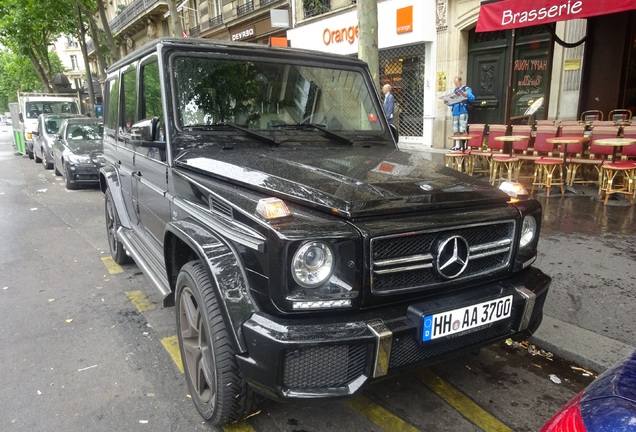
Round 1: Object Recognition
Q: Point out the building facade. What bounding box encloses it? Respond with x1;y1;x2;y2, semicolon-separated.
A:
87;0;636;149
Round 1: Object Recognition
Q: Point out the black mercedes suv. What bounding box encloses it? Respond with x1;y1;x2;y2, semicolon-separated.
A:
100;37;550;426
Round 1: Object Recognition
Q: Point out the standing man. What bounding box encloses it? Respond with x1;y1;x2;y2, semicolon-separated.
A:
382;84;395;124
449;76;475;150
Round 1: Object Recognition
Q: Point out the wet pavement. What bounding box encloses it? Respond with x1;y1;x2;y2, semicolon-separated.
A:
401;144;636;372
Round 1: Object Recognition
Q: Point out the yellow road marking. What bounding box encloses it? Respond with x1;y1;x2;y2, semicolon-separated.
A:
348;394;421;432
125;290;156;312
160;335;184;374
416;369;512;432
101;256;124;274
223;421;256;432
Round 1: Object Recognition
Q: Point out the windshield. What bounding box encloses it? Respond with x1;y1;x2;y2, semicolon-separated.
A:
173;55;383;134
44;118;64;134
26;101;79;118
67;122;103;140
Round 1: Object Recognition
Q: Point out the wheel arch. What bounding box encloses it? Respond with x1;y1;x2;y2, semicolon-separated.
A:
165;218;256;354
100;167;133;229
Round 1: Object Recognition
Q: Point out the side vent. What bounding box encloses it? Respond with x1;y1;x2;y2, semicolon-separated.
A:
209;197;234;219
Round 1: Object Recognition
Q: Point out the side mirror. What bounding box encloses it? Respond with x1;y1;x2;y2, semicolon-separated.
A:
131;117;166;150
32;131;39;137
19;113;24;123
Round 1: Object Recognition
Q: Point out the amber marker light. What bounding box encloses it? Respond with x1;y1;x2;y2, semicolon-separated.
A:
499;182;528;201
256;197;291;220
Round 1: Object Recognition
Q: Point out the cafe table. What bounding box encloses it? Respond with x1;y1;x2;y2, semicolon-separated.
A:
445;135;479;172
546;136;589;192
592;137;636;162
493;135;530;156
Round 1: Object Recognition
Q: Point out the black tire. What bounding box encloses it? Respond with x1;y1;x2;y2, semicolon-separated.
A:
34;150;42;163
43;156;52;170
175;261;252;426
54;162;61;176
27;148;34;159
104;189;132;265
64;163;78;190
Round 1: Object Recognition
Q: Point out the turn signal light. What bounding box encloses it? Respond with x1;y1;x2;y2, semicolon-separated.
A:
256;197;291;220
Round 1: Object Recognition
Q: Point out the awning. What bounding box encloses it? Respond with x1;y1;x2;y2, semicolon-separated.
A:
476;0;636;32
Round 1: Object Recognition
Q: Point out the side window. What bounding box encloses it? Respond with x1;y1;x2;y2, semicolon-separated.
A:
105;77;120;132
141;60;163;121
122;65;137;133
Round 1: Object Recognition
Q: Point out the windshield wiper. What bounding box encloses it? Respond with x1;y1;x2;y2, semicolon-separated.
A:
272;122;353;146
184;122;279;147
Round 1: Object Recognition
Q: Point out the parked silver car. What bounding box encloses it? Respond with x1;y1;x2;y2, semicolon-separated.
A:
33;113;83;169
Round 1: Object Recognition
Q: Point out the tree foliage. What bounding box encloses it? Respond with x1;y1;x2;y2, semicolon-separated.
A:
0;50;65;112
0;0;79;93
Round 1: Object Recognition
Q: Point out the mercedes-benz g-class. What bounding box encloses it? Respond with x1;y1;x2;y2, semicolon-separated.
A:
100;38;550;426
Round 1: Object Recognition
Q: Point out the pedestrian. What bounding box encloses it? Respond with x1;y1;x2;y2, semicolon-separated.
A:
382;84;395;124
448;76;475;150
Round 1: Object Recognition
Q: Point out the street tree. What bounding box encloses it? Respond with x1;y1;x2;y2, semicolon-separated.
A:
0;50;65;111
0;0;78;93
357;0;379;89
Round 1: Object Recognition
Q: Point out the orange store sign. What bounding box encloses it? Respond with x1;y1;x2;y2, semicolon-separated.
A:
396;6;413;34
323;25;359;46
322;4;414;46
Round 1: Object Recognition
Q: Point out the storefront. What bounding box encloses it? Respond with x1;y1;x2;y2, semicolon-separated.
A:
287;0;437;146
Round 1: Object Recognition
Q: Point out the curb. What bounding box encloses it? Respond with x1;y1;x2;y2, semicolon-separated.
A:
530;315;635;374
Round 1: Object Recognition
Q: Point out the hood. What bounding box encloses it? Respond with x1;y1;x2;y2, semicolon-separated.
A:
175;146;509;218
68;139;103;155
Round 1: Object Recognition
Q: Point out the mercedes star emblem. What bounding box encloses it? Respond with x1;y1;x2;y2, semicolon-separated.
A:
435;235;470;279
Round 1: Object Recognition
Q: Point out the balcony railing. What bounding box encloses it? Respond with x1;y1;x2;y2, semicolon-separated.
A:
189;24;201;37
237;0;254;16
260;0;278;5
110;0;161;34
208;15;223;29
303;0;331;19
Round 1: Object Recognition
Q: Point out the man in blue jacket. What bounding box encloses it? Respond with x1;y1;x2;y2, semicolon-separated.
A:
382;84;395;124
449;76;475;150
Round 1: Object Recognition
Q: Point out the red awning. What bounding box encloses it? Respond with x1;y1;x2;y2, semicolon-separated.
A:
476;0;636;32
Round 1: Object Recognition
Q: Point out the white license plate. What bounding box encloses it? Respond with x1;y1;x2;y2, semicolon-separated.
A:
421;295;513;342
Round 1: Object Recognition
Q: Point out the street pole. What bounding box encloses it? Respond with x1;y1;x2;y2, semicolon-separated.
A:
357;0;379;90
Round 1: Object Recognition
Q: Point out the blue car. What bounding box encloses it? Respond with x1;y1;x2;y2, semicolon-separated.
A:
540;349;636;431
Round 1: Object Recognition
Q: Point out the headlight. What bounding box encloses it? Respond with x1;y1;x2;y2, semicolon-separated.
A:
519;216;537;249
67;154;92;164
291;241;334;288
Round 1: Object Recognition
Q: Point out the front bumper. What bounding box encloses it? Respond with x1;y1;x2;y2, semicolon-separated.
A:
67;163;101;184
238;267;550;401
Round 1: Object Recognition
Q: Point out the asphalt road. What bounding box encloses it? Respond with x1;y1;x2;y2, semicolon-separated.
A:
0;126;606;431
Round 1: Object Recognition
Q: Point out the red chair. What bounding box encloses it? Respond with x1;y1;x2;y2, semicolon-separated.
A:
568;126;619;187
621;125;636;160
466;124;488;175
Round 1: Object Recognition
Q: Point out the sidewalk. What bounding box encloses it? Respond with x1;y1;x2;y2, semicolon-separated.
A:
397;141;636;373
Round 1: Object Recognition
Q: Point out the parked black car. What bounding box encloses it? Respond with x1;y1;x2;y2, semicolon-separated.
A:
100;38;551;426
33;113;83;169
53;117;104;189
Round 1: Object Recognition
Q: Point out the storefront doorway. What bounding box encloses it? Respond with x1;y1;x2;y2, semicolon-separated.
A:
467;27;551;125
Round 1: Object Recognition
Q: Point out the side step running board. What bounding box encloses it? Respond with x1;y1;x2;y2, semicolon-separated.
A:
117;227;172;301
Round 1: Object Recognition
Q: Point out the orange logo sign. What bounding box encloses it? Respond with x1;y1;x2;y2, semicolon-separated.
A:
396;6;413;34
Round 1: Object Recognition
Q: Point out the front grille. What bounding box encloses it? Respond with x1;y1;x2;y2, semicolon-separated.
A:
370;221;515;294
283;343;368;390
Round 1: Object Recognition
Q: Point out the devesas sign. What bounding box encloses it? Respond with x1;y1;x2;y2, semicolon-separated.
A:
501;0;582;26
323;25;359;45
